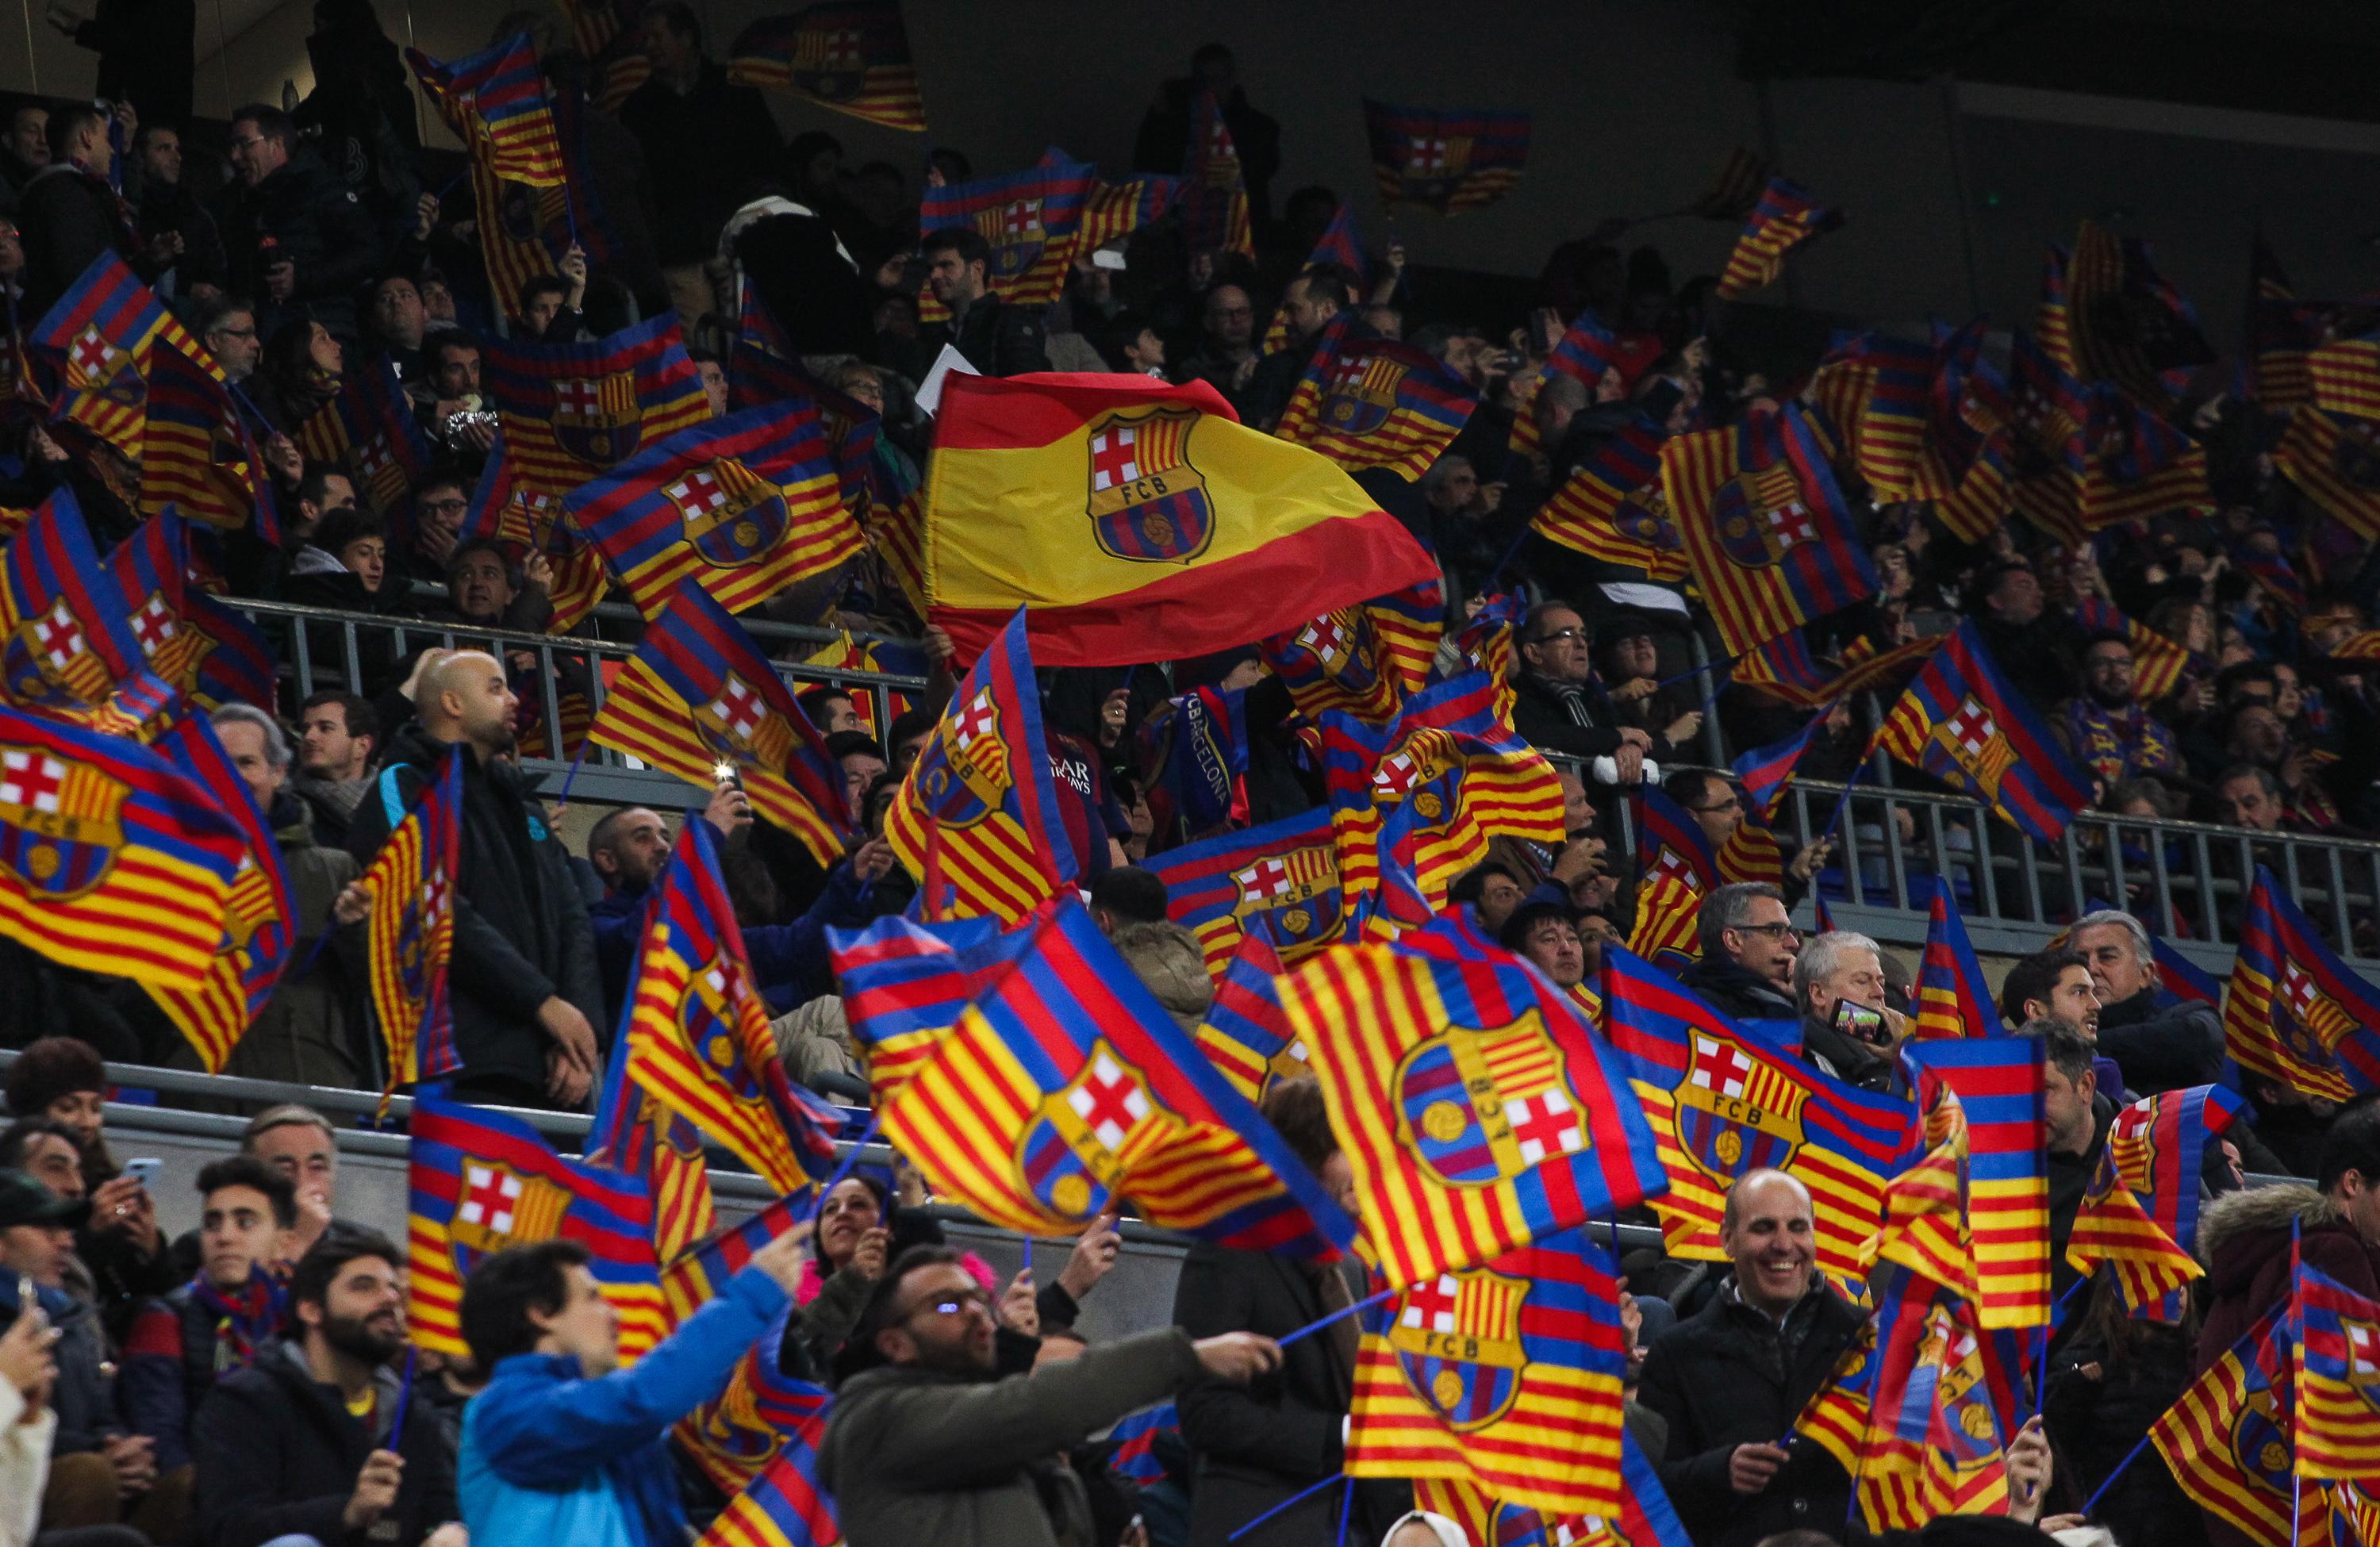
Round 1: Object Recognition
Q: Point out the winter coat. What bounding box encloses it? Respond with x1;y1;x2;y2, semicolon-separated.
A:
17;163;136;319
0;1277;113;1458
0;1376;52;1547
2094;986;2227;1095
1510;671;1630;761
2197;1182;2380;1371
615;63;782;267
1675;955;1799;1023
225;800;367;1089
913;297;1053;380
211;150;383;336
2042;1317;2205;1547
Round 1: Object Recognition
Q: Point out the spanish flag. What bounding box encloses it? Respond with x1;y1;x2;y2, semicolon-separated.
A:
923;373;1438;667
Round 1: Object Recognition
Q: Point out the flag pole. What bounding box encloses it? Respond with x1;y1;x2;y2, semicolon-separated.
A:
1335;1464;1355;1547
2079;1311;2274;1514
1275;1286;1394;1349
1226;1472;1345;1542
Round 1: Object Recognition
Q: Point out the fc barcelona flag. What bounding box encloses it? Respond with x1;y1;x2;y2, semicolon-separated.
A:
882;608;1073;923
1732;711;1824;825
675;1296;828;1495
328;359;437;521
923;372;1437;669
1534;396;1688;582
2276;407;2380;541
566;401;861;621
0;702;248;991
1904;1039;2050;1329
624;813;842;1192
1415;1426;1690;1547
1912;878;1998;1042
1073;174;1185;256
1348;1230;1630;1516
485;313;709;500
827;912;1028;1104
585;582;854;868
409;34;566;186
1873;620;2091;846
1665;404;1875;657
2295;1259;2380;1482
1262;580;1445;731
1510;309;1625;463
2224;866;2380;1105
726;0;926;132
463;436;609;634
2106;1084;2244;1264
141;334;277;539
1637;785;1716;892
1194;927;1308;1103
2310;336;2380;423
1714;178;1844;299
361;749;464;1091
1147;804;1348;974
1273;935;1669;1288
1262;203;1365;354
405;1092;666;1361
881;899;1357;1254
1600;946;1913;1286
696;1428;840;1547
1361;99;1530;214
2149;1307;2321;1547
1730;630;1943;711
0;487;148;711
1275;336;1477;482
918;149;1098;309
1367;679;1566;912
1856;1287;2025;1528
589;1005;721;1288
1184;90;1253;259
29;250;202;457
2067;1137;2200;1319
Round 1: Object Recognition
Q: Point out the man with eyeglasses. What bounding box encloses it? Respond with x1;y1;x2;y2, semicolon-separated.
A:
213;102;381;337
822;1242;1282;1546
1179;282;1261;413
1677;881;1802;1022
194;294;262;382
2054;630;2178;787
1512;600;1655;789
1663;769;1833;900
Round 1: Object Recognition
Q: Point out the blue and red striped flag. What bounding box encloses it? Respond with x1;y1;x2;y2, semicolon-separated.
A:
1874;620;2091;846
1667;404;1875;657
1183;92;1253;259
657;1192;808;1326
141;334;277;540
340;359;438;523
109;512;273;712
882;899;1357;1255
1731;710;1825;825
1903;1039;2050;1328
917;149;1099;308
1361;99;1530;214
485;313;710;501
1193;927;1306;1101
1636;785;1718;893
1912;878;1998;1042
1532;392;1688;580
1148;804;1349;974
3;487;147;712
724;0;927;132
1729;631;1943;712
2155;935;2222;1007
361;747;463;1090
676;1291;831;1496
462;436;609;633
827;912;1027;1103
1715;178;1844;299
409;34;566;186
2295;1257;2380;1482
1261;204;1364;354
1418;1422;1689;1547
1105;1402;1178;1486
29;250;192;456
585;582;854;868
1261;581;1445;730
2224;866;2380;1104
178;591;277;712
1275;336;1477;482
405;1091;666;1361
589;1006;721;1287
696;1421;839;1547
1509;308;1626;463
566;401;861;621
727;288;882;524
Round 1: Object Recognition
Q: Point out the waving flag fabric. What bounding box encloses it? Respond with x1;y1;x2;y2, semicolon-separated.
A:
463;437;609;633
1348;1230;1629;1515
1105;1402;1178;1486
1732;712;1824;825
175;590;277;712
725;0;925;131
923;372;1438;668
883;900;1356;1253
486;313;709;501
566;401;859;620
2297;1259;2380;1482
1361;99;1530;213
677;1297;827;1495
1730;631;1942;711
1717;822;1781;892
1904;1040;2048;1328
1874;620;2091;846
2079;386;2213;529
1261;203;1364;354
1860;1288;2021;1528
405;1092;665;1361
1534;397;1687;581
1714;178;1844;299
657;1192;806;1329
1637;785;1716;892
589;1012;720;1286
1666;405;1875;657
2106;1084;2243;1260
1601;946;1912;1284
1275;337;1477;481
2150;1308;2317;1547
2276;407;2380;540
141;714;295;1073
1183;91;1253;259
2075;593;2194;701
141;334;276;539
1194;927;1308;1101
1275;935;1668;1288
2064;221;2215;411
827;912;1024;1103
917;149;1097;309
2225;866;2380;1104
697;1433;839;1547
1435;593;1524;724
881;608;1073;923
1416;1424;1688;1547
1912;879;1998;1042
334;359;438;520
1149;804;1348;973
1;487;147;711
2067;1142;2201;1319
1811;332;1931;501
29;251;189;455
361;747;463;1089
409;35;566;185
1509;309;1624;463
1073;174;1184;256
1261;581;1445;730
2311;336;2380;423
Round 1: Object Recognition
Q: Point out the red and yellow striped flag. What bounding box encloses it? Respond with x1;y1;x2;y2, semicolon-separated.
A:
2311;337;2380;422
2065;1153;2200;1317
2276;406;2380;541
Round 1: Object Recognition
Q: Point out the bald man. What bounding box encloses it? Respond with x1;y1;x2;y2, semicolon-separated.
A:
344;651;605;1110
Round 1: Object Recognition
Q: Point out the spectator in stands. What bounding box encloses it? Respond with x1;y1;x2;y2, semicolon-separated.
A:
344;650;603;1110
1133;42;1280;225
213;102;382;338
1970;558;2082;714
1177;283;1261;414
4;1294;139;1547
251;317;344;437
830;731;889;826
797;685;860;735
129;122;226;301
456;1225;808;1543
15;104;131;319
212;701;370;1091
194;294;262;383
240;1106;339;1264
2214;763;2286;833
290;691;378;850
1087;866;1170;934
2035;1020;2106;1300
885;708;935;774
1998;947;2101;1042
2197;1099;2380;1379
1500;896;1588;994
914;227;1052;378
403;469;471;585
1790;930;1894;1091
1114;919;1214;1034
2056;633;2180;787
1245;265;1361;432
0;1119;88;1214
1677;882;1799;1022
517;248;589;342
2067;908;2225;1094
430;538;554;635
424;334;496;467
2;1040;177;1338
121;1156;296;1473
1171;1079;1409;1545
2043;1273;2202;1547
1448;860;1527;934
191;1223;459;1547
1100;311;1168;377
367;270;431;386
1601;623;1703;759
1511;601;1653;785
1662;768;1830;896
0;104;47;214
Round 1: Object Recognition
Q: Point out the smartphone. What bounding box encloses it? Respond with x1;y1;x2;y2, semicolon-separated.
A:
1832;1000;1888;1049
120;1157;163;1189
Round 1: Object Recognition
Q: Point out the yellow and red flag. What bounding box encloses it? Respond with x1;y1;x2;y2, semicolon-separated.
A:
2150;1307;2326;1547
725;1;926;132
1714;178;1843;300
1275;334;1477;482
2275;406;2380;541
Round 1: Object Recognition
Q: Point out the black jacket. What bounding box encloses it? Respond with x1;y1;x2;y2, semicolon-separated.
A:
343;722;602;1098
2095;986;2226;1095
211;151;383;336
190;1339;458;1547
1676;955;1799;1023
1171;1244;1407;1547
2042;1319;2206;1545
1511;671;1629;761
1636;1279;1865;1547
1798;1009;1896;1092
616;61;782;267
72;0;197;129
916;296;1053;379
17;163;136;319
136;175;228;293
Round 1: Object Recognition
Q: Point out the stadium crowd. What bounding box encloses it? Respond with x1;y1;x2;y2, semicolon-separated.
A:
1;5;2378;1547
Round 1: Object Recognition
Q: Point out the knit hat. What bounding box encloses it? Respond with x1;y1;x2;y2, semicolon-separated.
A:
2;1036;105;1124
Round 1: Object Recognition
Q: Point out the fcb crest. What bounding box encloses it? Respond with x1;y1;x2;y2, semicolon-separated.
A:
1321;350;1403;437
697;675;769;765
2232;1382;2296;1499
7;600;102;704
1929;696;2016;801
0;746;127;899
1229;844;1342;944
2272;962;2340;1070
1397;133;1474;202
63;326;142;408
1930;1322;2002;1464
1389;1266;1529;1432
667;458;788;569
394;869;449;1010
1015;1040;1177;1219
977;198;1048;280
1395;1010;1590;1188
1614;487;1683;551
1673;1031;1805;1186
919;688;1010;828
790;20;868;99
1372;731;1461;826
2335;416;2380;490
1713;463;1818;568
682;955;768;1104
496;178;561;247
550;371;643;466
448;1157;573;1260
1084;409;1215;564
1292;612;1382;695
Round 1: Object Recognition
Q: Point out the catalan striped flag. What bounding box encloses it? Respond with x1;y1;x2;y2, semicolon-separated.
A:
1261;581;1445;729
1274;935;1668;1288
1361;99;1530;214
1911;878;1998;1042
140;713;295;1073
1625;873;1703;971
1716;820;1785;889
566;401;860;622
1729;631;1943;711
464;149;566;326
1262;203;1364;354
141;334;276;539
1;486;148;712
1732;712;1825;825
1636;785;1716;893
2006;324;2090;469
1276;337;1477;482
1714;178;1844;300
800;632;919;739
1348;1229;1630;1515
29;250;194;457
725;0;925;132
1194;927;1307;1102
409;34;566;186
1905;1040;2048;1328
1073;174;1185;258
462;436;609;633
827;912;1027;1103
2224;866;2380;1105
1916;318;2006;488
1147;804;1348;974
697;1431;840;1547
2064;221;2214;411
361;746;462;1089
2067;1136;2201;1319
1600;945;1914;1285
2308;337;2380;423
884;899;1356;1253
1415;1424;1689;1547
585;582;854;868
1534;399;1688;582
2150;1307;2318;1547
2248;238;2322;410
2079;387;2214;530
485;313;709;498
726;282;810;416
917;150;1098;309
1792;1314;1880;1488
588;1007;720;1290
1666;405;1875;657
2276;407;2380;541
1818;332;1932;501
1873;620;2092;846
2297;1259;2380;1483
405;1092;665;1361
2106;1084;2244;1261
2075;593;2194;701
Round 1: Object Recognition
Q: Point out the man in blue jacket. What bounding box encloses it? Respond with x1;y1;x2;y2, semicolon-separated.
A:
457;1219;809;1545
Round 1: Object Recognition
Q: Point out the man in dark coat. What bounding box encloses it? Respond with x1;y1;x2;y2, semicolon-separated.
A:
1509;600;1650;784
1131;45;1280;228
908;226;1050;379
2068;909;2227;1094
212;103;382;338
344;651;603;1111
127;122;225;298
1676;882;1801;1023
15;103;136;319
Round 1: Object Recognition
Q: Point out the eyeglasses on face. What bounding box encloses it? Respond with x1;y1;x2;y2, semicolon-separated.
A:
1733;921;1800;940
896;1286;992;1322
1531;627;1585;645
